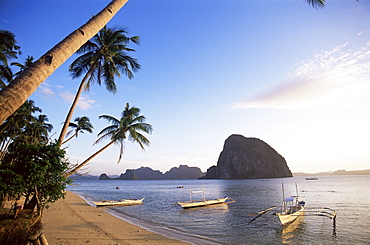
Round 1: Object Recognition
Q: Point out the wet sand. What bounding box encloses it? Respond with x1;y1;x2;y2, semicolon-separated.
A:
42;191;189;245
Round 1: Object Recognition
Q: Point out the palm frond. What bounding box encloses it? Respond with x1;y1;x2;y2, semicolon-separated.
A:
305;0;325;8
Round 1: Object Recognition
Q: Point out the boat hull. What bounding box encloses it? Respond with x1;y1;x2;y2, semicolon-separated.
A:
178;197;229;208
277;208;305;226
94;198;145;207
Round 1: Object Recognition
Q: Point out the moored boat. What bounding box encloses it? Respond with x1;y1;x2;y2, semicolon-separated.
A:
177;184;234;208
93;198;145;207
305;177;318;180
178;197;230;208
274;184;305;226
276;196;305;226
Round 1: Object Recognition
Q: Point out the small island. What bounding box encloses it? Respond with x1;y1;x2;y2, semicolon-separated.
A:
202;134;292;179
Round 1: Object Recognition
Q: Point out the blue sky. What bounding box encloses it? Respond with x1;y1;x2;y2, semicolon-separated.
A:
1;0;370;175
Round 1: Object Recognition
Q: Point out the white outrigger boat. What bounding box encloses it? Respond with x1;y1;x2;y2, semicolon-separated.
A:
273;183;337;227
178;196;230;208
93;198;145;207
274;183;305;226
275;195;306;226
177;184;234;208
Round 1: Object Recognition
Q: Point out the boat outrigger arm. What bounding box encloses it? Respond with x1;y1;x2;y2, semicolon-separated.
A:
302;207;337;219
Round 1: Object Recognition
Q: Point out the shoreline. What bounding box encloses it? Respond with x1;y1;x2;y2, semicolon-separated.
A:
42;191;189;244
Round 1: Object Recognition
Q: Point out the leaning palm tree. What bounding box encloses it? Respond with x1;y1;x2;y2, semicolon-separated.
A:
58;25;140;145
0;0;129;124
64;103;152;177
62;116;94;145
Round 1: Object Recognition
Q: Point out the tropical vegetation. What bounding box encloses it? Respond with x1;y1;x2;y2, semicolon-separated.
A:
62;116;94;145
0;30;20;88
58;25;140;145
0;0;129;124
65;103;152;177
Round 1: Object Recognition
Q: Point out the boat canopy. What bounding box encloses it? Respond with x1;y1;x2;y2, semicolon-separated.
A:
284;196;299;202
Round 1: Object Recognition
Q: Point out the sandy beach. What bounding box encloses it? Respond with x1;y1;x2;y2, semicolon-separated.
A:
42;191;189;245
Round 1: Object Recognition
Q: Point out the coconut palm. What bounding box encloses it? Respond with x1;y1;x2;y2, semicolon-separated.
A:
18;114;53;145
11;55;34;78
64;103;152;177
62;116;94;145
0;0;129;124
58;25;140;145
0;30;20;88
0;100;45;161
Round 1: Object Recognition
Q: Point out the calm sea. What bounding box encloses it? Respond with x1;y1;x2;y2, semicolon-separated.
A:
68;176;370;244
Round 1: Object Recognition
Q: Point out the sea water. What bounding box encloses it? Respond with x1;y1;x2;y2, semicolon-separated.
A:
68;175;370;244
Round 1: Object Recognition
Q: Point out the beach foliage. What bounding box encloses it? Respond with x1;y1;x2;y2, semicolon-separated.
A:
0;100;52;163
0;142;71;209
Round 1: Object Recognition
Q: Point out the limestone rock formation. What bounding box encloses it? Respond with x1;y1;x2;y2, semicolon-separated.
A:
99;165;203;180
163;165;203;179
202;134;292;179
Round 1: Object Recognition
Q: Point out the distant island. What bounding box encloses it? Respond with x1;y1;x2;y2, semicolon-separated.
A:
293;169;370;176
97;165;204;180
68;133;370;180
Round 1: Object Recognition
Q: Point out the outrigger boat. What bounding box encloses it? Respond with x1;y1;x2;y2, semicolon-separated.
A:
273;183;337;227
93;198;145;207
177;184;234;208
275;195;306;226
248;183;337;228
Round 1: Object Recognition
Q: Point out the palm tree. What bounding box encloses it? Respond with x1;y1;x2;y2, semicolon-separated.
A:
0;100;43;161
0;0;129;124
64;103;152;177
19;114;53;145
0;30;20;88
11;55;34;78
58;26;140;145
62;116;94;145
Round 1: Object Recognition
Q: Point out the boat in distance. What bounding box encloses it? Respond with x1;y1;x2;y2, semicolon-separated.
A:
93;198;145;207
178;196;231;208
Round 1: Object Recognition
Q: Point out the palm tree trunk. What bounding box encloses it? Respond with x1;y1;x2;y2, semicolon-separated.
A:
64;140;115;177
61;131;78;145
0;0;129;125
58;72;90;145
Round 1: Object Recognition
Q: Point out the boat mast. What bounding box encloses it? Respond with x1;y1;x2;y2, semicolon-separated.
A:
282;183;285;213
295;183;299;197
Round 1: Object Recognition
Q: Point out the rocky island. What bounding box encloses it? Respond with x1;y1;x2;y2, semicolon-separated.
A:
202;134;292;179
99;165;204;180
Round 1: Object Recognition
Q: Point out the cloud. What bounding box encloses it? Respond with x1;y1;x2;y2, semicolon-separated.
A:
60;91;97;111
38;84;56;98
233;32;370;109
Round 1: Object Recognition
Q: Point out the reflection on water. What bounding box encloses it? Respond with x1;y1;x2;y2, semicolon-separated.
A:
281;215;305;244
70;176;370;244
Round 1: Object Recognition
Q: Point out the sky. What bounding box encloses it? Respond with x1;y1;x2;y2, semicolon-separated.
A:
1;0;370;175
